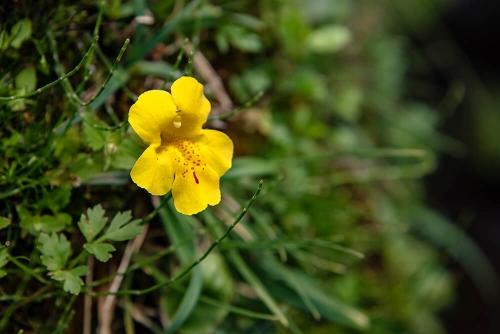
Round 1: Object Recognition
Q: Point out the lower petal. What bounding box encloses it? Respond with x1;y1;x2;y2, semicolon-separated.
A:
171;166;221;215
195;129;233;176
130;145;175;196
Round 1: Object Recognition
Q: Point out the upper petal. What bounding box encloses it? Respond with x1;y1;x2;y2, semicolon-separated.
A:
130;144;175;196
169;76;211;136
194;129;233;176
129;90;177;145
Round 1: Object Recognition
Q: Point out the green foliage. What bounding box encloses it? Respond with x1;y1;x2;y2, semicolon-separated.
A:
49;265;89;295
103;210;142;241
0;217;11;230
0;248;9;278
18;207;71;236
0;18;32;50
79;205;142;262
9;19;32;49
306;24;351;54
78;204;108;243
83;243;116;262
38;233;71;272
1;0;495;333
33;204;143;297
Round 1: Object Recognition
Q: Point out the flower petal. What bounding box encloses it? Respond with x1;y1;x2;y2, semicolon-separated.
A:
130;145;175;196
172;166;221;215
170;76;210;136
129;90;177;145
195;129;233;176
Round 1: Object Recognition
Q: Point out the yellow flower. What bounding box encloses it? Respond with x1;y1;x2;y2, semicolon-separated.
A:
129;76;233;215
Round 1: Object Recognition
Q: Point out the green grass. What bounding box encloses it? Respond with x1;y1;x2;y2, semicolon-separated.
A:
0;0;497;333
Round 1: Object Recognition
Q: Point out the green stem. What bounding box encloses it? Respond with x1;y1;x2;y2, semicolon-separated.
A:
184;50;194;76
54;295;77;334
0;35;99;100
8;254;48;284
160;38;189;90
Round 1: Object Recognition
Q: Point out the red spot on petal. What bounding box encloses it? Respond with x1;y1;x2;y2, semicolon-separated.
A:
193;171;199;184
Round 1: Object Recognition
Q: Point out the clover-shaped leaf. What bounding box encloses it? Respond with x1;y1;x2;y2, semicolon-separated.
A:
38;233;71;271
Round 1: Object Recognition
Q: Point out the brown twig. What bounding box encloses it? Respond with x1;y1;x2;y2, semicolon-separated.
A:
83;256;94;334
186;44;233;114
97;224;149;334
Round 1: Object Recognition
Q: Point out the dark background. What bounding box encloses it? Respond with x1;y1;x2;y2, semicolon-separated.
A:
422;0;500;333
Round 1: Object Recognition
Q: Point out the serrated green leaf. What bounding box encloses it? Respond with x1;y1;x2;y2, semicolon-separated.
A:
71;265;90;277
84;243;116;262
78;204;108;242
103;211;142;241
10;19;32;49
0;217;10;230
38;233;71;271
49;265;89;295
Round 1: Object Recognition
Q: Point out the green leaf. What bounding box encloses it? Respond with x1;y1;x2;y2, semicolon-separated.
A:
15;67;37;93
0;248;9;278
49;265;89;295
268;275;370;330
165;266;203;334
164;252;235;334
215;31;229;53
18;207;70;235
0;217;10;230
78;204;108;242
225;25;263;53
70;153;104;183
37;186;72;213
109;137;143;170
84;243;116;262
103;210;142;241
229;251;289;327
223;157;280;179
0;30;11;51
159;204;204;334
38;233;71;271
80;111;109;151
9;19;32;49
307;25;351;54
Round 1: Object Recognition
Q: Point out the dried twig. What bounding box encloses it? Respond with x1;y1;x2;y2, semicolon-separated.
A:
97;224;149;334
186;44;233;114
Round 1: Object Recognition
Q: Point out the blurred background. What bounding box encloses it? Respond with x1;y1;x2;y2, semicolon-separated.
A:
1;0;500;333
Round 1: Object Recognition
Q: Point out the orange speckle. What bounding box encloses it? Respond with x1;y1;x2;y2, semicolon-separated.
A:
193;171;199;184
